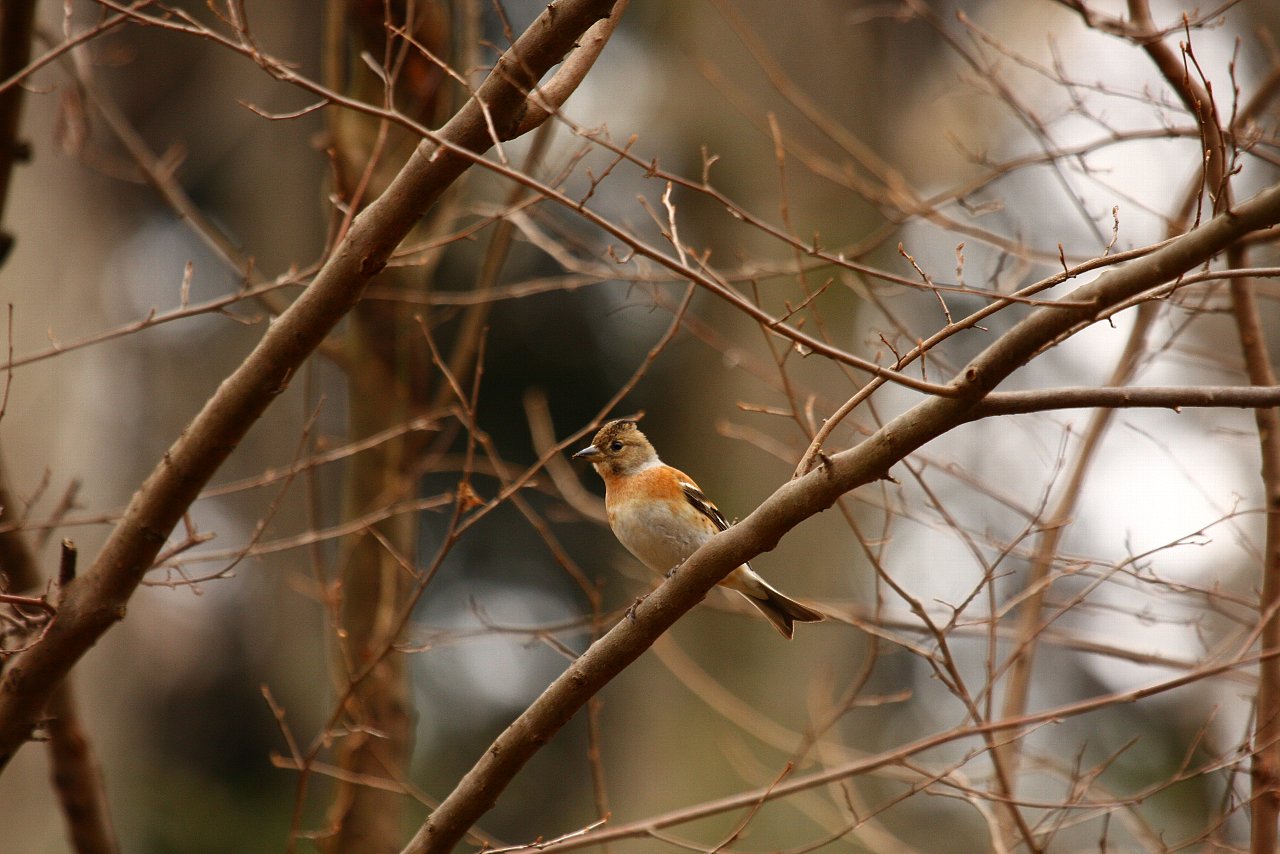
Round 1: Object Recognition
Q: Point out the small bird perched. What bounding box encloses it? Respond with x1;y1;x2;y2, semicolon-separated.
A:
573;419;824;639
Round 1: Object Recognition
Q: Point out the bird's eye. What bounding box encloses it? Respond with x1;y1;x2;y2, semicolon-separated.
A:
610;440;624;452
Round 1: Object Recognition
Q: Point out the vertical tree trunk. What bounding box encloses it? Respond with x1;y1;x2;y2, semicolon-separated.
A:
321;3;452;849
325;348;417;851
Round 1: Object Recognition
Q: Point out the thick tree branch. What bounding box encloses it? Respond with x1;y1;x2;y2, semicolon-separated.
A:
401;184;1280;853
0;0;621;772
512;0;630;135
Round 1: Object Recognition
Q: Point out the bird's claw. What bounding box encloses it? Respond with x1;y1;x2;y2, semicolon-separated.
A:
626;596;645;622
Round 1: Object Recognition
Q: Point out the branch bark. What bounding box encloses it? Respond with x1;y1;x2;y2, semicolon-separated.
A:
400;183;1280;853
0;0;622;772
972;384;1280;416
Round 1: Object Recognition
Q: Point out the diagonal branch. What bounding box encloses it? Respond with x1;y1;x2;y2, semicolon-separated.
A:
973;384;1280;416
401;182;1280;853
0;0;623;772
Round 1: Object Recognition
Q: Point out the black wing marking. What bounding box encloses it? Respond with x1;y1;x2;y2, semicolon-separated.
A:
680;481;730;532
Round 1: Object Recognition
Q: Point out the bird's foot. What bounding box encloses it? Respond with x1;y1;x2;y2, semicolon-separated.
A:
626;596;645;622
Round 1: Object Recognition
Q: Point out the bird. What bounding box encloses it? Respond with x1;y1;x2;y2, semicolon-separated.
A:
573;418;824;638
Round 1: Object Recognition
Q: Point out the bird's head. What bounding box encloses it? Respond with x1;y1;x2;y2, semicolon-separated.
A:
572;419;658;477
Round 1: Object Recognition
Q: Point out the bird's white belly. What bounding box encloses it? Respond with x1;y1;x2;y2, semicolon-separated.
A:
609;499;709;574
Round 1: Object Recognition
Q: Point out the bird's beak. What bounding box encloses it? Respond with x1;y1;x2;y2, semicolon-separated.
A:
573;444;602;462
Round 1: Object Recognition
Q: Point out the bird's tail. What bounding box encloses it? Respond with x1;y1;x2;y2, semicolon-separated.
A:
724;567;825;639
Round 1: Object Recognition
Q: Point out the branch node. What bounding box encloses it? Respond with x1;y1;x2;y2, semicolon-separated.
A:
57;540;77;588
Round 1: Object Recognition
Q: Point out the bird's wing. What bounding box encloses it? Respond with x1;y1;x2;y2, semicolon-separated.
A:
680;480;730;532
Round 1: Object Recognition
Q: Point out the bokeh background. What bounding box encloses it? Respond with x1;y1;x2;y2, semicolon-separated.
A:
3;0;1280;851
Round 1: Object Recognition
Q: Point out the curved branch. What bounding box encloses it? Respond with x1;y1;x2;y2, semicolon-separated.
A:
0;0;623;771
1126;0;1228;211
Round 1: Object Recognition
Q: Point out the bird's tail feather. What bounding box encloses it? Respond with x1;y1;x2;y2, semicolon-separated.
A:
746;589;825;639
724;567;825;639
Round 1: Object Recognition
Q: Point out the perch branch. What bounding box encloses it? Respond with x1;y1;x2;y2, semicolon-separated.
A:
400;181;1280;854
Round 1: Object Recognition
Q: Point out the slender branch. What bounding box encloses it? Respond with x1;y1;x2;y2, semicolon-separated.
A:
1227;247;1280;854
990;301;1154;851
88;0;974;398
971;384;1280;417
498;647;1280;853
1125;0;1228;211
791;238;1176;477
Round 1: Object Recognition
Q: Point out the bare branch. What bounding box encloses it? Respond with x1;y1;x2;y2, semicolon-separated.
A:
972;384;1280;417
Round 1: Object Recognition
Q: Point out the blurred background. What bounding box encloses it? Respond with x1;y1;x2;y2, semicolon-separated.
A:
2;0;1280;851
